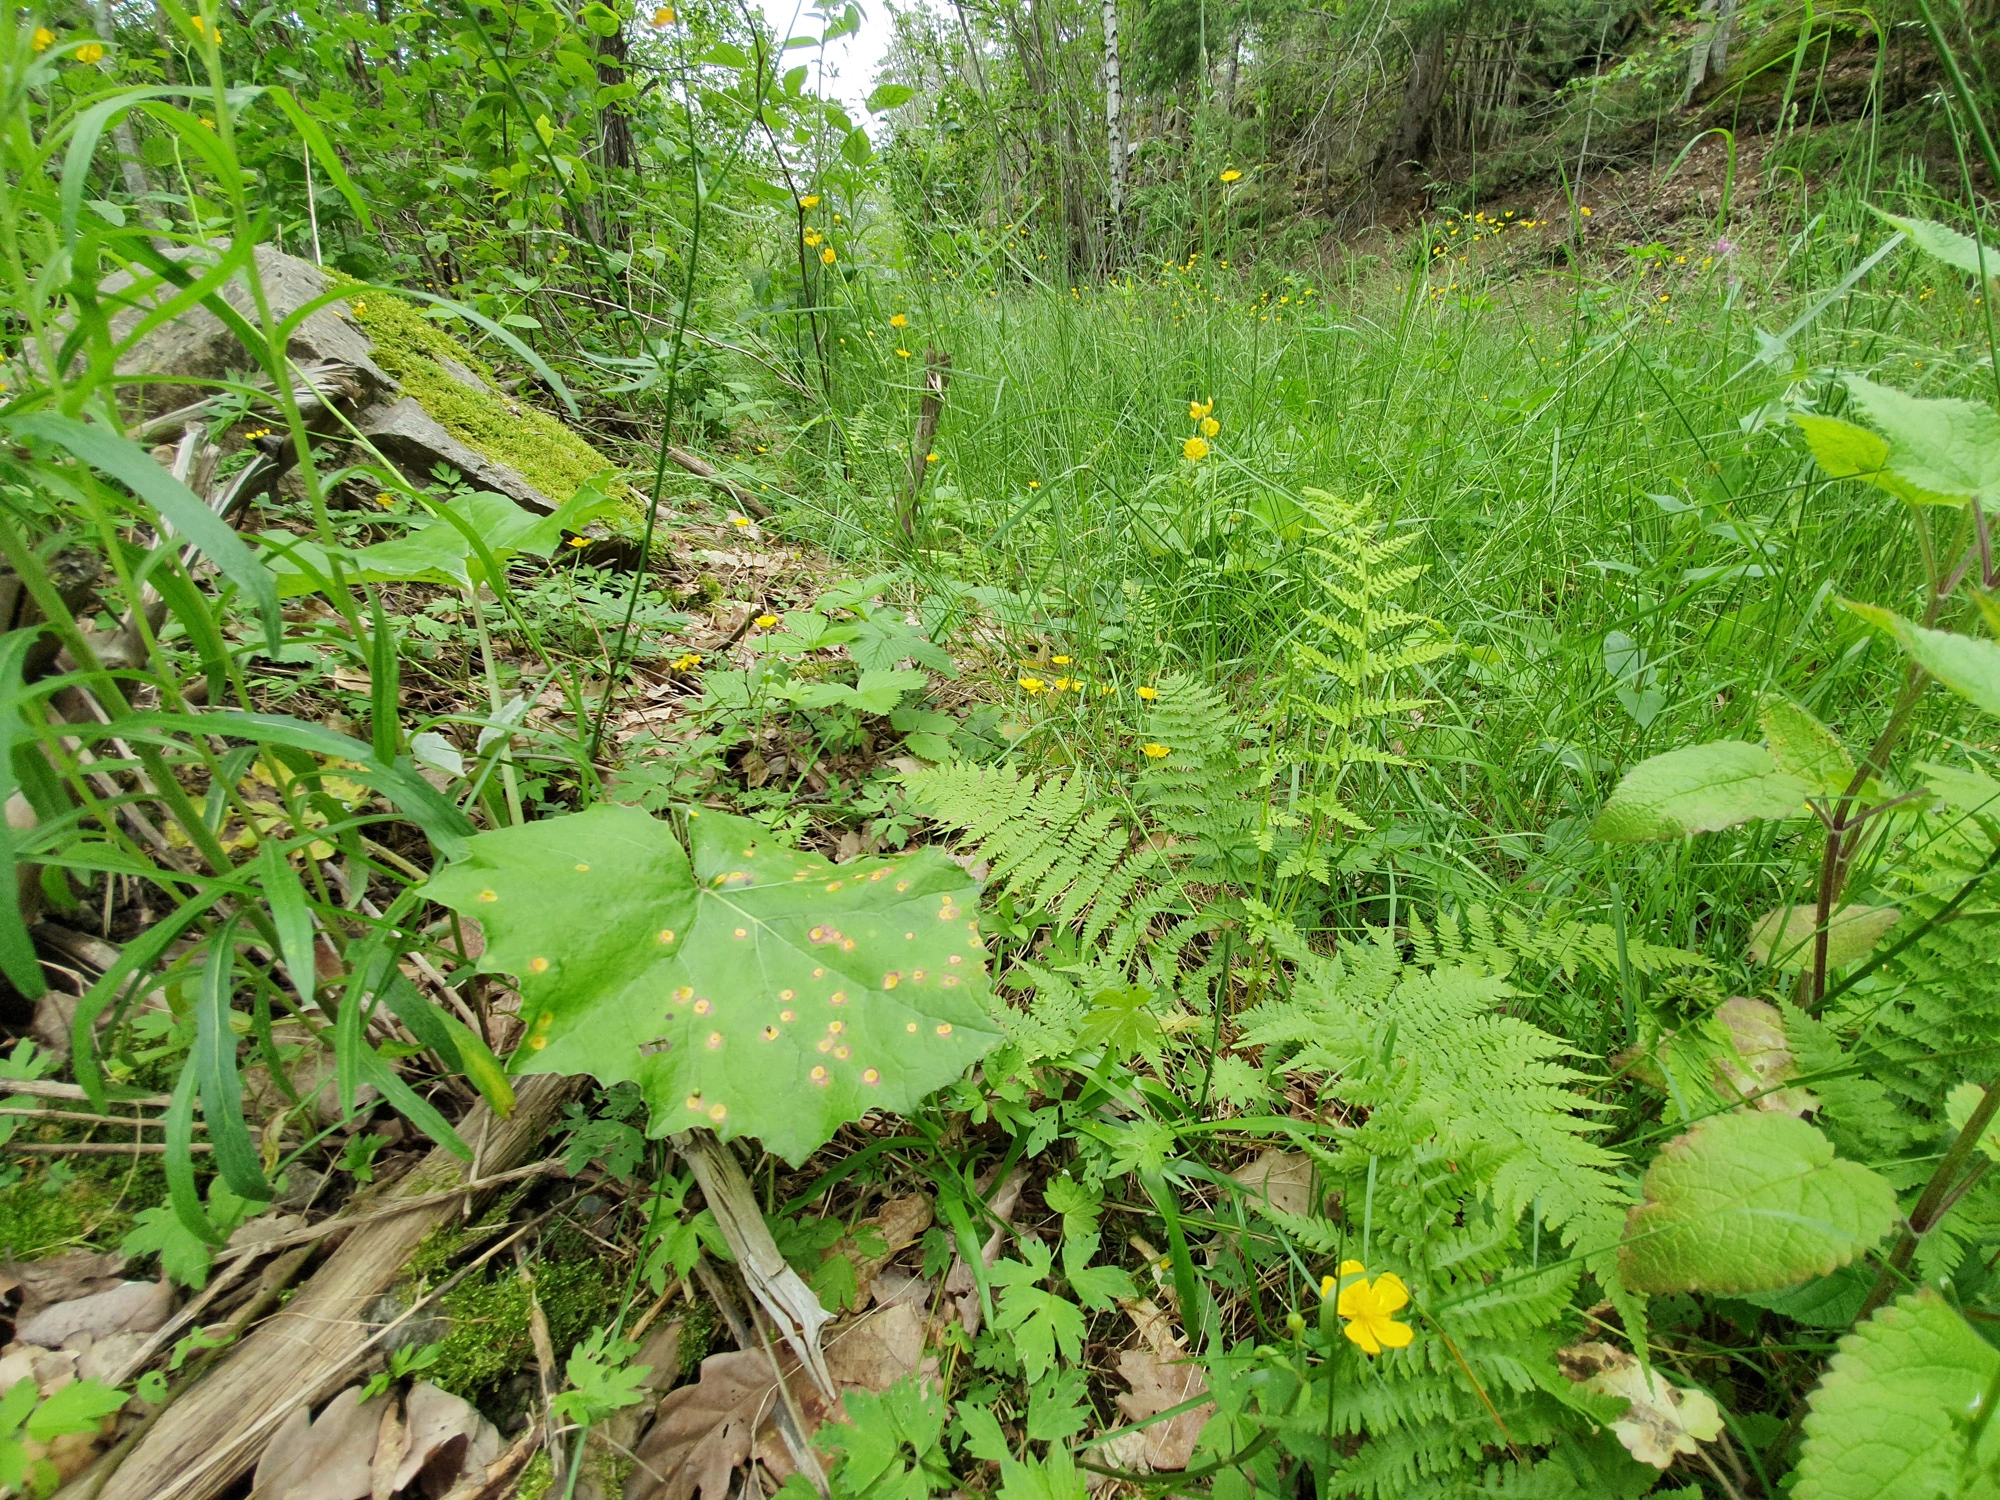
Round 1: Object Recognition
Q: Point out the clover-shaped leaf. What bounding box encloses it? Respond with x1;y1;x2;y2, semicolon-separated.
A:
426;804;999;1163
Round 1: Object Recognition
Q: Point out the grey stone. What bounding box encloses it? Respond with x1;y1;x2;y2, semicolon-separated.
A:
353;395;559;515
91;244;392;419
87;242;577;520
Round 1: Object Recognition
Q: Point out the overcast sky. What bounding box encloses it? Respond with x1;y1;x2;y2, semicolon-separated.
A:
752;0;899;119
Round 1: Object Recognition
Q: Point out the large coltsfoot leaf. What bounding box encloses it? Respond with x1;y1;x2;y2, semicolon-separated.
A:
1797;1291;2000;1500
1619;1111;1897;1294
425;804;1000;1164
1590;742;1812;843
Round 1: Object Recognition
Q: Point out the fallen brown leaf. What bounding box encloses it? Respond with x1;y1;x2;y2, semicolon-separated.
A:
251;1386;390;1500
369;1391;405;1500
0;1342;75;1397
624;1350;800;1500
1558;1341;1723;1471
627;1302;932;1500
847;1194;932;1306
1229;1150;1317;1217
1712;997;1819;1116
384;1382;500;1497
1110;1299;1214;1471
5;1251;125;1322
16;1279;173;1348
825;1303;928;1394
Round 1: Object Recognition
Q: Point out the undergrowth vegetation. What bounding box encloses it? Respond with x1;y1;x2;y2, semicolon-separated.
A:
1;1;1999;1498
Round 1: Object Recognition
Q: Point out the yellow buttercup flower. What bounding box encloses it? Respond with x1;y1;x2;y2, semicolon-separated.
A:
1028;480;1040;489
1219;168;1242;183
566;536;589;549
373;492;396;509
1183;436;1209;461
729;514;752;528
821;247;837;265
1141;743;1170;759
799;194;821;207
1188;398;1213;420
31;27;54;50
1579;205;1592;217
804;229;823;247
1050;655;1071;666
1330;1263;1414;1356
75;42;104;62
1136;686;1159;700
896;348;911;358
1053;676;1075;691
671;652;701;671
889;313;908;328
925;452;939;464
1319;1259;1365;1300
1201;416;1219;438
1018;677;1044;694
754;614;778;629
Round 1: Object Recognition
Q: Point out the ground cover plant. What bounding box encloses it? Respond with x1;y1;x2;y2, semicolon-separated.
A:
0;0;1997;1497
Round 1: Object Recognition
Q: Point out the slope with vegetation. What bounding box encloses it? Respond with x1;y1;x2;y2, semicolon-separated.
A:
0;0;1998;1498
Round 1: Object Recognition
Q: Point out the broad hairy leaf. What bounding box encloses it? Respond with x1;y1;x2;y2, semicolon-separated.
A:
1797;1291;2000;1500
1794;413;1964;508
1845;602;2000;720
425;804;1000;1163
1620;1111;1897;1294
1873;208;2000;280
1590;742;1811;842
1758;693;1855;796
1747;904;1900;971
1843;375;2000;505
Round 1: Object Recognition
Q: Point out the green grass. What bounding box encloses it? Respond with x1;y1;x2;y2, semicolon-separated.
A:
752;184;1994;1000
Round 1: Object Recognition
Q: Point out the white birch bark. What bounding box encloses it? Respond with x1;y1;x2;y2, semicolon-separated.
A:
1103;0;1127;222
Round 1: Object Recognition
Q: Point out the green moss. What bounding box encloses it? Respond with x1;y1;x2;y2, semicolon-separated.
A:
515;1450;553;1500
0;1161;137;1259
675;1296;716;1376
427;1234;610;1404
347;290;637;511
431;1272;533;1398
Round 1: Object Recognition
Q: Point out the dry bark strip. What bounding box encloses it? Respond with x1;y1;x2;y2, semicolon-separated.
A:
672;1130;834;1401
896;350;951;538
88;1073;585;1500
666;446;770;519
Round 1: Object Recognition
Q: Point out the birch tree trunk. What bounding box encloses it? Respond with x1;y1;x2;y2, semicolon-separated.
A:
1103;0;1127;226
90;0;157;213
